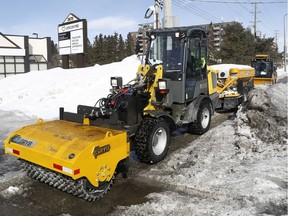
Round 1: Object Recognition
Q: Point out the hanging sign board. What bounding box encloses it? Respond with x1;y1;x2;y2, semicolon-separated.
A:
58;13;87;55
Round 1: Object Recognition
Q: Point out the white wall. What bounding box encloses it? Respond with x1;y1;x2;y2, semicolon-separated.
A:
29;38;49;60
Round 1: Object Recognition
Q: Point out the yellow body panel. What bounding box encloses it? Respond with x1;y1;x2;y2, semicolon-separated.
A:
255;54;270;59
207;66;218;95
4;119;129;187
215;67;255;98
229;68;255;79
137;64;163;111
254;77;275;85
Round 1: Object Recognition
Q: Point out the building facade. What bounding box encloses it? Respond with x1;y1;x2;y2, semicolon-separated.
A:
0;33;51;79
131;22;234;58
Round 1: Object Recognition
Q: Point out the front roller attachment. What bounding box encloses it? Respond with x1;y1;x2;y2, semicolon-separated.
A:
4;119;130;201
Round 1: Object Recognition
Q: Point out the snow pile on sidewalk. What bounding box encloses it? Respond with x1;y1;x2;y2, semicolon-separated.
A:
111;71;287;215
0;56;140;119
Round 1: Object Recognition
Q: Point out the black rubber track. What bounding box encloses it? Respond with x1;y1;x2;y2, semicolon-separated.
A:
21;160;114;202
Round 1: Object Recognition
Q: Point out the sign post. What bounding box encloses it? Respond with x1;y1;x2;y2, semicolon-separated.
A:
58;13;87;68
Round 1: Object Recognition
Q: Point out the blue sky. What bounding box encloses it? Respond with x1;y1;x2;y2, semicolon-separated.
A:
0;0;287;51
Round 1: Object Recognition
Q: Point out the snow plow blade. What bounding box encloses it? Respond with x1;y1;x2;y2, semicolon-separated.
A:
254;77;276;85
4;119;130;189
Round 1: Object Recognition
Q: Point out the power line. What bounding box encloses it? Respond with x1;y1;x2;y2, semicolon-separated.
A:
187;0;286;4
221;0;251;22
173;0;222;22
236;0;251;13
259;3;278;30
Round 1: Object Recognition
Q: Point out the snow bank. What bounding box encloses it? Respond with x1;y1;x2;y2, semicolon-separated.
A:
0;56;140;119
210;64;254;70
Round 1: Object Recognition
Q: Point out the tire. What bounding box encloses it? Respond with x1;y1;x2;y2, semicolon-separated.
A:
134;117;170;164
189;99;211;135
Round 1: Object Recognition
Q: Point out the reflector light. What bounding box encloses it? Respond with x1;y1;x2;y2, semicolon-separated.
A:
53;163;62;171
13;149;20;155
6;147;20;155
63;167;72;175
6;147;13;153
53;163;80;175
74;169;80;175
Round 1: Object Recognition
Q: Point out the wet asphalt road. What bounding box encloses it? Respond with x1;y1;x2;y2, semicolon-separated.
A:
0;110;233;216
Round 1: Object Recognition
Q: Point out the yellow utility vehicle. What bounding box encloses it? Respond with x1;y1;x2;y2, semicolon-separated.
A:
5;26;234;201
251;54;277;85
211;65;255;110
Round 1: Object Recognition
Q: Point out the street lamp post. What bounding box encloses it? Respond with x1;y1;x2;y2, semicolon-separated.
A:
32;33;38;38
284;13;287;72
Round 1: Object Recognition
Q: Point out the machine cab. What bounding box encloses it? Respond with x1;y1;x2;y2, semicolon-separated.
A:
146;27;209;104
251;54;275;78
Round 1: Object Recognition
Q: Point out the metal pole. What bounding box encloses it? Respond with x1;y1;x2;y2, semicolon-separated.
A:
154;0;160;29
163;0;173;28
254;0;257;37
284;13;287;72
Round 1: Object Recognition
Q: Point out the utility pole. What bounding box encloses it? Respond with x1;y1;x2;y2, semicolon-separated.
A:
163;0;173;28
274;30;279;49
253;0;258;37
284;13;287;72
154;0;161;29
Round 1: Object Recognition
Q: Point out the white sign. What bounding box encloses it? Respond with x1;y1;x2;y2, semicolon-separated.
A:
58;20;84;55
71;30;83;54
58;22;83;33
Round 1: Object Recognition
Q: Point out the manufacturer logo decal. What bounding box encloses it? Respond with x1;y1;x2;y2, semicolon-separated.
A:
10;135;36;148
93;145;111;158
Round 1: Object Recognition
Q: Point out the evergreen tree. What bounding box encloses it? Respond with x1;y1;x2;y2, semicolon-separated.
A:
95;34;106;64
105;35;114;64
254;37;282;63
214;22;281;65
217;22;255;64
117;34;126;61
50;40;59;68
85;38;95;66
84;32;137;65
125;33;135;56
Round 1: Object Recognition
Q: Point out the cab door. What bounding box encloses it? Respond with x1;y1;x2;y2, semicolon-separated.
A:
185;30;208;101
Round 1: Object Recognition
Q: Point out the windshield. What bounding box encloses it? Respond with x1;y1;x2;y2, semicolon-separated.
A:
251;60;272;77
147;33;183;74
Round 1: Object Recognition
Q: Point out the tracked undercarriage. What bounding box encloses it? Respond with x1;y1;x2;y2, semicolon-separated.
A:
21;160;114;201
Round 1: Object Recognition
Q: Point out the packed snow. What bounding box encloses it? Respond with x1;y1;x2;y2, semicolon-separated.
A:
0;55;287;215
0;56;140;119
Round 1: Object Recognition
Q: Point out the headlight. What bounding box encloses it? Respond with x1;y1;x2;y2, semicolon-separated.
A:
158;79;169;94
158;80;167;90
110;77;122;88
